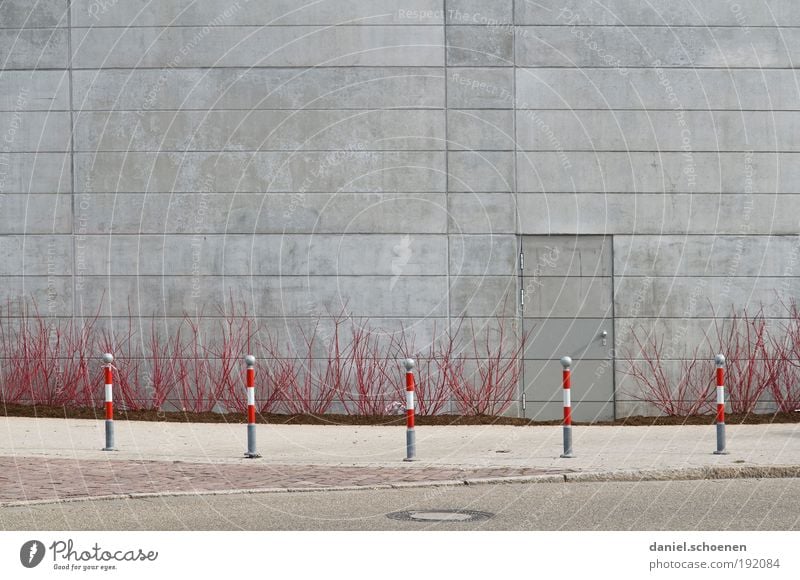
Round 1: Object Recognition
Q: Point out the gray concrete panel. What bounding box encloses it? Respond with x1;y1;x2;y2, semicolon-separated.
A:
517;193;800;235
74;110;446;152
0;235;72;275
521;235;612;277
516;152;797;193
614;235;800;277
615;359;719;402
77;233;448;276
448;151;514;192
0;0;66;27
449;234;518;276
73;68;445;110
517;27;800;68
0;194;72;234
522;276;613;318
448;193;517;234
614;276;800;318
0;112;70;152
74;275;448;318
72;26;444;68
516;110;800;152
0;153;71;193
0;276;72;316
447;68;513;109
449;275;518;317
447;0;513;24
0;29;68;69
71;0;444;26
448;317;524;359
524;359;614;401
0;71;69;111
612;317;785;360
515;0;800;26
446;26;513;67
74;151;447;193
75;193;448;234
83;315;449;361
516;68;800;110
447;109;514;151
524;318;612;360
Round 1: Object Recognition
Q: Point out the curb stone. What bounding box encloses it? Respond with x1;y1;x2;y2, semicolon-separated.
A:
2;464;798;508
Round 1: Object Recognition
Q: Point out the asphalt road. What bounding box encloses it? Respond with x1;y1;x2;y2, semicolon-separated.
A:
2;478;799;531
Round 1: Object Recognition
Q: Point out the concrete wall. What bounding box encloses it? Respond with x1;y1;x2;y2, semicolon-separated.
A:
2;0;798;417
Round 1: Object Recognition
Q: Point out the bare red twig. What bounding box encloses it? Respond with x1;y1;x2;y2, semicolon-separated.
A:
449;317;527;416
708;307;772;414
622;328;715;416
768;299;800;412
213;297;258;414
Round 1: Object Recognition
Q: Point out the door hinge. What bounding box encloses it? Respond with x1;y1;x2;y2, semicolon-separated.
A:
519;251;524;271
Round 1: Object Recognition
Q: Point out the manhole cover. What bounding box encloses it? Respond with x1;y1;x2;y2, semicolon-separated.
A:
386;509;493;523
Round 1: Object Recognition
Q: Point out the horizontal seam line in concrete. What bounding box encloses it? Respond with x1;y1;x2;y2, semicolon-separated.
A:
16;109;800;113
2;465;798;508
517;152;800;156
13;191;800;195
7;109;798;113
8;66;453;71
12;66;800;71
55;149;800;154
22;233;509;237
9;25;800;30
68;149;451;153
13;65;800;71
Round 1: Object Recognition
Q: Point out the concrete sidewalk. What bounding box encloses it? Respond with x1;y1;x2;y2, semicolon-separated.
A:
1;416;799;505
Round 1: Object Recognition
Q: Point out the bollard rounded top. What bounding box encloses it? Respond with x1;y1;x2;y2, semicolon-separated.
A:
244;354;256;367
714;354;726;367
560;355;572;369
102;353;114;364
402;358;415;371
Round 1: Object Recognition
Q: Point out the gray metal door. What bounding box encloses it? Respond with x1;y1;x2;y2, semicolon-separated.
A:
520;236;614;421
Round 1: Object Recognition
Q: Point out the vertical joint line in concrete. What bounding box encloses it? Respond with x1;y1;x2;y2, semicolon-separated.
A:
511;0;524;417
610;235;617;421
443;0;452;414
67;0;77;322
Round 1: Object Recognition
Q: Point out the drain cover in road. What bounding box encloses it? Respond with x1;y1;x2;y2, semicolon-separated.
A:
386;509;493;522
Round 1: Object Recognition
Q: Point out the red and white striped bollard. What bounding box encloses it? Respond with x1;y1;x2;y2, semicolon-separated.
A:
403;358;416;461
244;355;261;458
714;354;728;455
101;353;116;451
560;356;573;458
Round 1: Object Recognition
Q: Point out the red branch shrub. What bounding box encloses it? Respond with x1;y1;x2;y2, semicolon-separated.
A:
707;308;773;414
449;317;527;416
344;320;394;415
404;321;458;416
213;299;258;414
99;314;144;411
768;300;800;412
622;329;715;416
143;321;184;411
0;300;101;408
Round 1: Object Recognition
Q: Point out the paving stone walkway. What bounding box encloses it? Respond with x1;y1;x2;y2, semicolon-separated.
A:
0;456;571;504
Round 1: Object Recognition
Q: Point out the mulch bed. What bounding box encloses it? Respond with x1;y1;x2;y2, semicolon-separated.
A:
2;403;799;427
